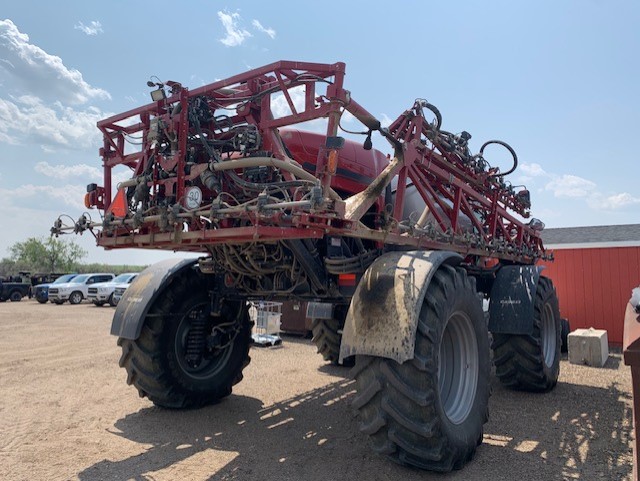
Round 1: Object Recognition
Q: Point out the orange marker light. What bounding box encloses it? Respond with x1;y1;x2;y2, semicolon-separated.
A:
327;150;339;175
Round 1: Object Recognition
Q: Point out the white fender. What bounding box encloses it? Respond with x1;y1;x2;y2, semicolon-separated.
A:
339;250;462;364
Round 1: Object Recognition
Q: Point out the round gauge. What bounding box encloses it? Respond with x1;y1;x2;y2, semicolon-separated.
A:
184;186;202;209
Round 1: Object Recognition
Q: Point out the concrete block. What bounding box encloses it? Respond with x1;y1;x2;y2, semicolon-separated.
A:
567;328;609;367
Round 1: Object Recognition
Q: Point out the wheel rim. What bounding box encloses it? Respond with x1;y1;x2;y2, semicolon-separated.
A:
541;303;556;368
71;293;80;303
438;311;479;425
175;303;235;381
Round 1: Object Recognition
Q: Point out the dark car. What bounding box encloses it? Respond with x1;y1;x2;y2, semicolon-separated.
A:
0;275;31;302
34;274;78;304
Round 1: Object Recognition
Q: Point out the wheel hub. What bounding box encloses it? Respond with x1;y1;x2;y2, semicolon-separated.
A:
541;303;557;368
175;303;236;380
438;311;479;425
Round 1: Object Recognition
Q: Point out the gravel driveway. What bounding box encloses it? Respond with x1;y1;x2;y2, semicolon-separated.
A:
0;300;633;480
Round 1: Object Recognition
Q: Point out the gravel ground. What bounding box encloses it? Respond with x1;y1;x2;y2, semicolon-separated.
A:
0;300;634;480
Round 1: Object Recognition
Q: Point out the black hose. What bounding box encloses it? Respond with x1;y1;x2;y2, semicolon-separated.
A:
415;99;442;130
480;140;518;177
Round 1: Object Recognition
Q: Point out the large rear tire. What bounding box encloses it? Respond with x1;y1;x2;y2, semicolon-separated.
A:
352;265;490;472
117;273;252;408
492;276;561;392
311;304;354;366
9;290;22;302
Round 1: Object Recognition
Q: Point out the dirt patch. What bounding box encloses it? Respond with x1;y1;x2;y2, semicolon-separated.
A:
0;300;634;480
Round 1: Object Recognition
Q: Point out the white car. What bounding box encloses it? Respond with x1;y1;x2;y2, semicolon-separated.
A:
112;282;134;306
87;273;138;307
48;273;115;305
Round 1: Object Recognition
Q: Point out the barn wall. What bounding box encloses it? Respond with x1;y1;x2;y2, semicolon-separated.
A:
541;246;640;345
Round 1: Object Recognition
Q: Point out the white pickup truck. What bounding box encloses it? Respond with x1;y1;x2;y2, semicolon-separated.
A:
87;273;138;307
48;273;115;305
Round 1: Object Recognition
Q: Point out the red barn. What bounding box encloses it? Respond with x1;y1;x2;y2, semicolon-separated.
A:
540;224;640;346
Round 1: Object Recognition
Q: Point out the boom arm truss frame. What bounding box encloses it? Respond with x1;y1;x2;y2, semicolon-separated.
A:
60;60;548;264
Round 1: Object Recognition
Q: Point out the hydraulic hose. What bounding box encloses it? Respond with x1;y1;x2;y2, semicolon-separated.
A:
481;140;518;178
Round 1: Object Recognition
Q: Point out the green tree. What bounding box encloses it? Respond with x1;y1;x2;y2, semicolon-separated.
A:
0;258;30;277
9;237;87;273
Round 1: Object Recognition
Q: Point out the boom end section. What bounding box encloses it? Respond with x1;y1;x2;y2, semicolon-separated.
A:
339;250;462;364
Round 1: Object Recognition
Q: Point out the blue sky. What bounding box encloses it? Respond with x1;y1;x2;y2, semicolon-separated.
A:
0;1;638;264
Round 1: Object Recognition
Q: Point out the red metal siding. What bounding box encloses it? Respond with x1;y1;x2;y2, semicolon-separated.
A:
541;246;640;345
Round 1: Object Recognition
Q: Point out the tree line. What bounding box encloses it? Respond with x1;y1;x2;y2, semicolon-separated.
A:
0;237;146;276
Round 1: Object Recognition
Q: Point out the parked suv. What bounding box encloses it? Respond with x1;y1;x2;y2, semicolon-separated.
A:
87;273;138;307
48;273;115;305
34;274;78;304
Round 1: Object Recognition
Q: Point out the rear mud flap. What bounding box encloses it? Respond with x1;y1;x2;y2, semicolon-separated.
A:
339;250;461;364
488;265;544;335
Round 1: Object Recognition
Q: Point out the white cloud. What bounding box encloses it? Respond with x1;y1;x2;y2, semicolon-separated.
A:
74;21;103;36
35;161;132;186
217;11;252;47
0;183;87;210
271;85;306;118
520;165;640;213
597;192;640;210
515;162;548;183
0;19;110;104
252;19;276;39
545;174;596;198
519;162;547;177
35;161;102;180
271;86;326;133
0;95;108;149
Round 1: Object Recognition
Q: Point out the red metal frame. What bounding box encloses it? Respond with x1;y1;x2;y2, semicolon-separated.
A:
79;60;548;264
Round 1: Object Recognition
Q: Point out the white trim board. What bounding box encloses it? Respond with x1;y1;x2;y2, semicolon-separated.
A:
545;241;640;250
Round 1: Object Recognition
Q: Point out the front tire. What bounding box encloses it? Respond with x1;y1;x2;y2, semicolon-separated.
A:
9;291;22;302
352;265;490;472
492;276;561;392
117;273;252;408
69;291;83;305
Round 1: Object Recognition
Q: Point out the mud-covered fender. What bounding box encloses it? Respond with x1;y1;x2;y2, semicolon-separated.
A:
110;258;198;340
339;250;462;364
488;265;545;335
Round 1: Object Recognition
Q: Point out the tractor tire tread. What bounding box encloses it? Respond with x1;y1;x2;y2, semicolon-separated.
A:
352;266;490;472
311;309;354;366
492;277;561;392
117;273;252;409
